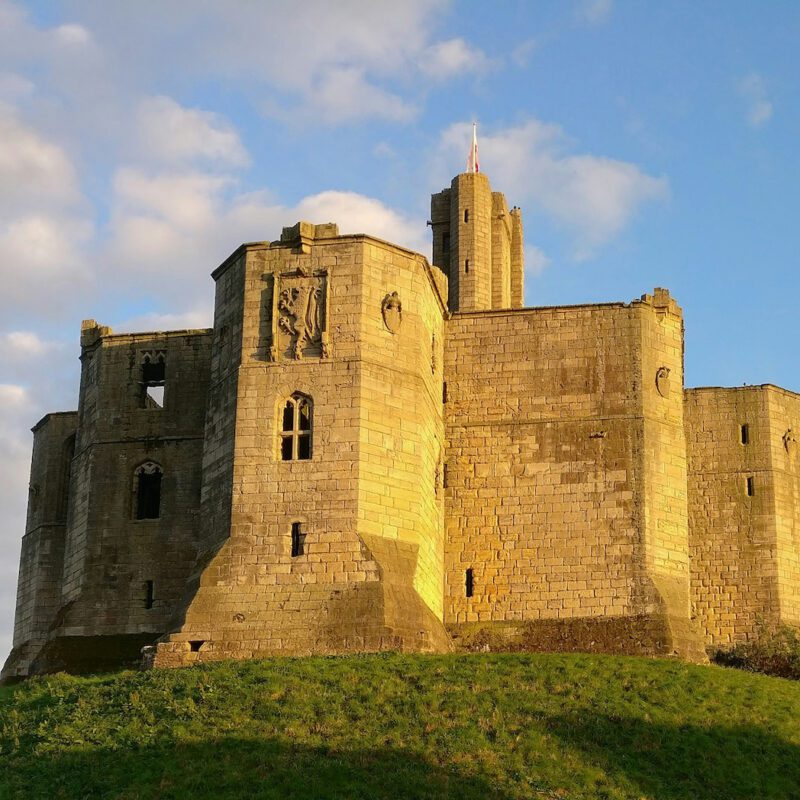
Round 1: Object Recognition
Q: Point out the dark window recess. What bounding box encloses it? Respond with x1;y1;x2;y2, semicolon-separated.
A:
57;433;76;521
281;394;313;461
465;568;474;598
464;209;469;223
442;233;450;253
741;424;750;445
746;476;755;497
291;522;305;557
442;382;448;404
135;465;162;519
144;580;155;610
189;640;204;652
443;463;449;489
141;355;166;409
465;259;469;274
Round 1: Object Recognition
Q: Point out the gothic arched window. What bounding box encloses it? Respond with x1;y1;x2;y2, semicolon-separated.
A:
134;461;163;519
280;394;313;461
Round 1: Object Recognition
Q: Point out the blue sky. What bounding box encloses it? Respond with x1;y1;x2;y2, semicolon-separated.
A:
0;0;798;654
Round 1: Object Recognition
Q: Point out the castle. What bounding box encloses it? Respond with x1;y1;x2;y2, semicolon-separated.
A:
3;167;800;681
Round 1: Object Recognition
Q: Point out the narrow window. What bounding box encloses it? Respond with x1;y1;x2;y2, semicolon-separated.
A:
464;209;469;223
144;580;155;610
442;382;448;404
189;640;204;652
746;476;755;497
134;462;163;519
280;394;313;461
465;259;469;274
291;522;305;557
741;424;750;445
465;568;474;598
140;352;166;409
442;233;450;254
443;463;449;489
57;433;76;521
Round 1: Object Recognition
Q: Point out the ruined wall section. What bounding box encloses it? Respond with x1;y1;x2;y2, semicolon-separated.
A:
1;412;77;680
155;229;450;667
444;302;660;653
28;325;213;674
766;388;800;626
685;387;779;645
510;208;524;308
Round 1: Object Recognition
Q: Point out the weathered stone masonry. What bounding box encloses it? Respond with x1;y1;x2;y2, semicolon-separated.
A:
3;171;798;679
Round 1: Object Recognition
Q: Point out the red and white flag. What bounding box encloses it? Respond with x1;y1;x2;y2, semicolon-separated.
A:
466;122;479;173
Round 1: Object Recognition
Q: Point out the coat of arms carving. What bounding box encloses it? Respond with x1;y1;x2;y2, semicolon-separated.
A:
381;291;402;334
271;271;330;360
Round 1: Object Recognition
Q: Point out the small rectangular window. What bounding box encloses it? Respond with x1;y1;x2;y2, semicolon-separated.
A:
291;522;305;557
746;476;755;497
442;382;447;404
140;354;166;410
443;463;449;489
465;568;474;598
464;209;469;223
465;259;469;274
442;233;450;253
741;424;750;445
144;580;155;610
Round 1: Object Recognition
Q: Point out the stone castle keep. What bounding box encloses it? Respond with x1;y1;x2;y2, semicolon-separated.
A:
3;169;800;680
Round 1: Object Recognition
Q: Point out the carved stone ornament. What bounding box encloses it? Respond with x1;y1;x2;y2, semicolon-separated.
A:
655;366;671;398
381;291;402;334
784;428;797;457
272;271;329;361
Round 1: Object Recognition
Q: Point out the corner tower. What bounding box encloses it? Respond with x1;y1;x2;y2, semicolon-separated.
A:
431;173;524;311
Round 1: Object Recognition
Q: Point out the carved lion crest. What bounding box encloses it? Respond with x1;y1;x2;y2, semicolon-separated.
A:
278;283;323;359
381;291;402;334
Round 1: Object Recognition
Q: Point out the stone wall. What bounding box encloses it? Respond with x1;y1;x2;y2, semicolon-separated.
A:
686;385;800;646
154;229;451;667
443;292;702;657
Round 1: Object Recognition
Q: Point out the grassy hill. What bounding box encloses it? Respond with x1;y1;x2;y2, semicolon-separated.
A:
1;652;799;800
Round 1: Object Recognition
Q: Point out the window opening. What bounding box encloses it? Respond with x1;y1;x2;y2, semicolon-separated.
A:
57;433;76;521
140;352;166;409
442;233;450;253
443;463;449;489
291;522;305;557
741;424;750;445
280;394;313;461
465;259;469;274
144;580;155;610
135;462;163;519
189;640;205;652
746;476;755;497
464;209;469;223
442;382;448;404
465;568;474;598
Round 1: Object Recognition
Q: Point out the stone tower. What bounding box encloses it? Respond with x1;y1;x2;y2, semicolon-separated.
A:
430;173;524;311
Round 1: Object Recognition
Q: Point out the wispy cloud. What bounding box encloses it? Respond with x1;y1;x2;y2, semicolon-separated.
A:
434;119;668;261
739;72;773;129
576;0;613;25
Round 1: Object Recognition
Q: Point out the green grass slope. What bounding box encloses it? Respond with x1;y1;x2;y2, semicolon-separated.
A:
1;653;799;800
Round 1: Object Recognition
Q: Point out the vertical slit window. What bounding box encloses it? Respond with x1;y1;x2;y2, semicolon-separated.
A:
134;462;163;520
464;209;469;223
442;382;448;404
144;580;155;609
291;522;305;557
746;476;755;497
442;233;450;254
741;424;750;445
465;259;469;273
280;394;313;461
465;568;474;598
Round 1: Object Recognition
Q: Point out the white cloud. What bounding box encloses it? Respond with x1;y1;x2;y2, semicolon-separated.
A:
137;96;250;166
0;331;62;358
577;0;613;25
739;73;773;129
420;38;492;79
0;109;80;213
53;23;92;46
511;39;538;69
0;71;34;102
435;119;668;259
525;244;550;277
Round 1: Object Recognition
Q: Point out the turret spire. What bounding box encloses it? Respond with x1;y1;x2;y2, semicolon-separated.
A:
466;121;480;173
